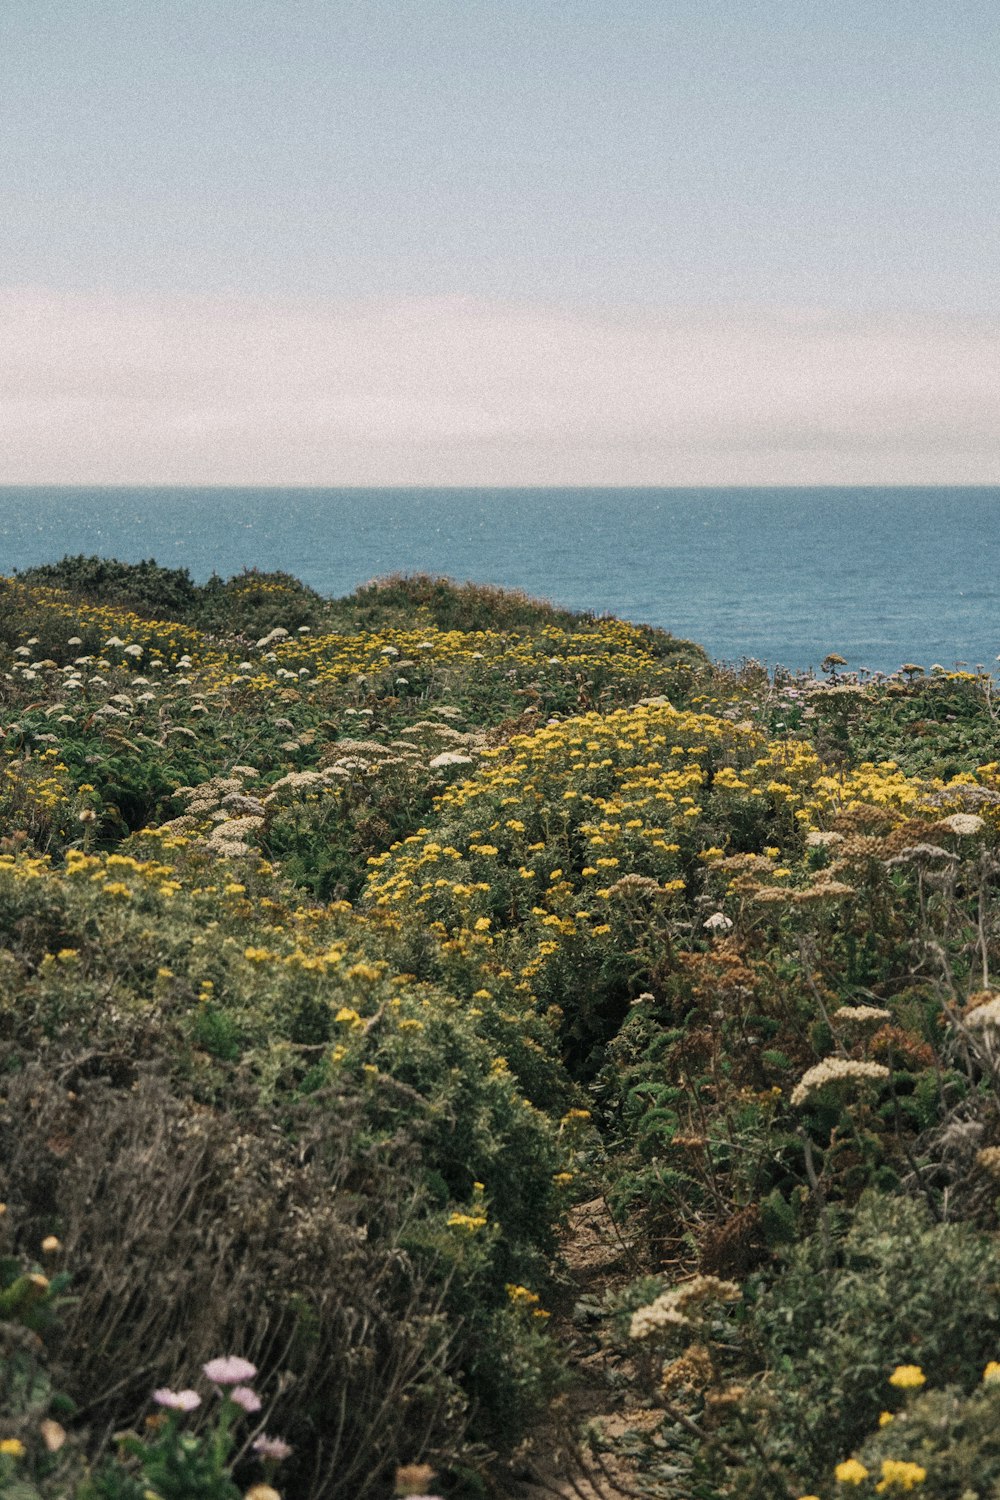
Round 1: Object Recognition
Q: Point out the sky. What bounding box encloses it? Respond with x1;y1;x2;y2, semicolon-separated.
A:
2;0;999;485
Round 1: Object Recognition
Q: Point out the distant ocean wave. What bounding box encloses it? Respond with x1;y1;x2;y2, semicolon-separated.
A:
1;486;998;674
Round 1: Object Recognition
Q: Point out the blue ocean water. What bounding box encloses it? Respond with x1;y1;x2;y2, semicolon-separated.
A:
0;487;997;675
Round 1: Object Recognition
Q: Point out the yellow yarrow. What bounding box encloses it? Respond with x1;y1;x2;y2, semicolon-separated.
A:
888;1365;926;1390
984;1360;1000;1383
835;1458;870;1484
446;1212;488;1232
875;1459;927;1491
0;1440;25;1458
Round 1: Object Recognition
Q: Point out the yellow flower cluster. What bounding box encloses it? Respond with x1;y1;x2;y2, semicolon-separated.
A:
887;1364;926;1390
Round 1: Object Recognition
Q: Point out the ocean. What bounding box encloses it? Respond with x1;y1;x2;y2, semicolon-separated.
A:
0;486;997;675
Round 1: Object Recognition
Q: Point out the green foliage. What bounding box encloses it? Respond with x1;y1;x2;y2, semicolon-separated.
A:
7;560;1000;1496
14;557;198;621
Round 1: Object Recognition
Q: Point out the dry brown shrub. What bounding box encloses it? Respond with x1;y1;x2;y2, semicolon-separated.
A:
698;1204;763;1278
0;1061;466;1499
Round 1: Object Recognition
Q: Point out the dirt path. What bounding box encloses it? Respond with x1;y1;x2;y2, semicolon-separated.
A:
499;1197;664;1500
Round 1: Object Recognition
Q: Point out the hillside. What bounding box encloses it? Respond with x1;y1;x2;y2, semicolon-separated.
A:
2;559;1000;1500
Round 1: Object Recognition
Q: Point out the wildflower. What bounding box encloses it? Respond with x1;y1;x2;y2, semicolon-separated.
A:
875;1458;927;1490
966;998;1000;1029
203;1355;258;1386
395;1463;437;1496
39;1419;66;1452
940;812;985;836
630;1275;741;1340
446;1212;488;1232
230;1385;262;1413
252;1435;293;1461
791;1057;889;1107
40;1236;61;1253
0;1439;25;1458
834;1004;892;1026
703;911;733;933
153;1388;202;1411
834;1458;869;1483
888;1364;925;1389
244;1487;282;1500
879;1409;895;1425
984;1361;1000;1383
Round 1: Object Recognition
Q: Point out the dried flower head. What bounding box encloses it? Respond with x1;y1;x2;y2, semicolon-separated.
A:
395;1463;437;1496
966;998;1000;1030
833;1005;892;1027
940;812;985;836
39;1420;66;1453
791;1057;890;1107
630;1275;741;1340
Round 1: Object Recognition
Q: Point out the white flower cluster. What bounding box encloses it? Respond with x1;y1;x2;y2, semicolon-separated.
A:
629;1275;741;1341
833;1004;892;1026
940;812;986;836
966;996;1000;1029
791;1057;890;1107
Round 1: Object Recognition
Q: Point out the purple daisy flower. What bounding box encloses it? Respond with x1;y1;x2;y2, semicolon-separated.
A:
153;1388;202;1412
252;1434;293;1461
202;1356;258;1386
229;1385;262;1414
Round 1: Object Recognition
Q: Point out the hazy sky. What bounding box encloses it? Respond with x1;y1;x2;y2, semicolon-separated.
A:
3;0;998;484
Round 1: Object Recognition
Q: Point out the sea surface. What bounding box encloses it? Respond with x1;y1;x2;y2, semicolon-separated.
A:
0;486;997;675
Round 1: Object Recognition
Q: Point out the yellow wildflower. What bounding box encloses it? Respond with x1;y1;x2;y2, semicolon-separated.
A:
888;1365;925;1390
0;1439;25;1458
878;1410;894;1426
334;1007;364;1028
446;1212;488;1232
875;1459;926;1491
984;1360;1000;1383
835;1458;869;1484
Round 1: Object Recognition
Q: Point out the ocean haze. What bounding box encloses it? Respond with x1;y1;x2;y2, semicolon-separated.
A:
2;486;998;675
3;3;999;485
4;290;998;487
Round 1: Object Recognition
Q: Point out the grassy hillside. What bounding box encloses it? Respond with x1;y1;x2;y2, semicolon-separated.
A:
2;559;1000;1500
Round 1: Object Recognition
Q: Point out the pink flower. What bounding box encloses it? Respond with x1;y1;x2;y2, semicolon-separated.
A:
153;1388;202;1412
253;1434;293;1461
202;1356;258;1386
229;1385;262;1414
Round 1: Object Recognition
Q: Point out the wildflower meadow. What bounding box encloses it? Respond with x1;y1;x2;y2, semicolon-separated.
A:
3;557;1000;1498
